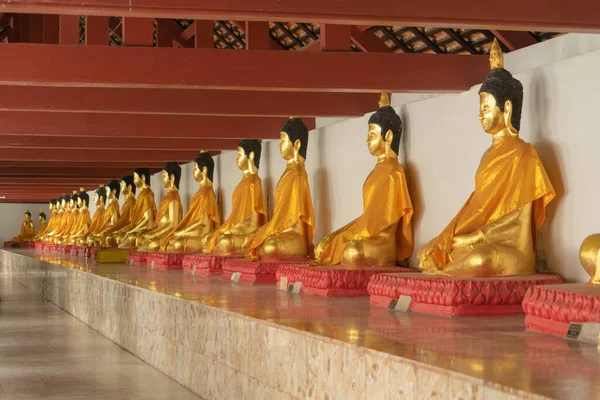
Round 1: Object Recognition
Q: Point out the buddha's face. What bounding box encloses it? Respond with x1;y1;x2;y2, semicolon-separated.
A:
24;213;31;222
161;170;173;189
61;200;66;210
280;132;300;161
105;186;113;199
38;215;44;222
236;147;249;171
192;162;206;183
94;193;102;207
120;180;130;196
367;124;387;156
133;173;144;188
479;93;507;134
69;199;75;210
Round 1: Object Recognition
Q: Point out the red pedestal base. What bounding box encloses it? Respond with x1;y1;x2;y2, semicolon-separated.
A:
18;242;34;249
368;273;563;317
276;264;416;297
182;254;241;276
523;283;600;338
127;251;147;265
34;241;43;249
48;244;59;253
60;244;73;253
222;258;310;285
3;241;18;248
146;252;186;270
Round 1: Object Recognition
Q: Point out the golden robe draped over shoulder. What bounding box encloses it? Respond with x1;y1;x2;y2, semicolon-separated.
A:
56;210;75;238
204;174;267;253
70;209;92;237
316;158;414;265
162;185;220;247
124;187;157;232
430;136;555;267
81;207;105;239
104;195;136;235
152;190;182;230
97;201;120;233
44;212;62;241
35;220;48;240
244;163;315;260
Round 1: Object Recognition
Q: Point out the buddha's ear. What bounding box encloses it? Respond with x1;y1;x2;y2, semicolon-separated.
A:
503;100;513;125
202;166;208;176
249;151;255;162
293;139;302;152
384;129;394;145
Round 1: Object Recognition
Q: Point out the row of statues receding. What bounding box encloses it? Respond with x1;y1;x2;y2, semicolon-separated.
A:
11;40;599;282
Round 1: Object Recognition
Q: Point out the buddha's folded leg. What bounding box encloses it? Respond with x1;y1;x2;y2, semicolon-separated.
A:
440;243;534;277
260;231;308;259
341;230;397;267
145;239;161;251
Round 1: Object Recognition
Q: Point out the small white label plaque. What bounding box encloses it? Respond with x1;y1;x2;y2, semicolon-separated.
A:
568;322;600;345
231;272;241;283
279;276;289;291
291;282;302;294
389;295;412;312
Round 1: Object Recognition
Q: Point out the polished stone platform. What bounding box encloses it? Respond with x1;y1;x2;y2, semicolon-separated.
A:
1;249;599;399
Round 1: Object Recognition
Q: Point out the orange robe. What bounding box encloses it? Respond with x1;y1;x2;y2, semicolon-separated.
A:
81;207;106;241
315;158;413;265
104;194;136;236
430;136;555;268
244;163;315;260
123;187;157;232
204;174;267;253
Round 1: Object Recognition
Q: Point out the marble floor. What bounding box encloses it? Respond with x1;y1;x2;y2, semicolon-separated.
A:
0;273;201;400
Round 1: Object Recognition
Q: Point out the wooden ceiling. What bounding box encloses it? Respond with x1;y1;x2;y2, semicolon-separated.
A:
0;0;592;203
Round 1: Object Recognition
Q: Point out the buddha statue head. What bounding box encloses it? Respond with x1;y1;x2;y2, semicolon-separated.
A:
94;186;107;208
120;175;136;196
24;210;32;222
62;195;72;211
48;200;55;212
79;189;90;209
59;196;68;211
70;191;80;210
237;139;261;173
367;93;402;158
280;118;309;163
193;152;214;184
39;211;46;223
478;39;523;136
133;168;151;189
106;180;121;201
162;162;181;190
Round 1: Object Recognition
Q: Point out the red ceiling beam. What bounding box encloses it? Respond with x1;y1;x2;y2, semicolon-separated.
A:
85;16;108;45
122;17;153;46
154;19;193;47
42;14;59;44
59;15;78;44
351;26;392;53
0;86;377;117
0;161;168;168
0;178;113;185
0;1;596;33
0;111;307;139
491;30;538;51
0;44;489;92
0;135;240;151
320;24;351;51
245;21;270;50
0;167;142;177
0;148;211;163
28;14;43;43
194;20;214;48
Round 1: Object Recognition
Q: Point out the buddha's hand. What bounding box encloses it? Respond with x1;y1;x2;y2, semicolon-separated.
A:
452;231;484;248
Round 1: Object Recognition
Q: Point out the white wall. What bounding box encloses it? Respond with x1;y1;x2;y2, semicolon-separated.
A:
0;204;49;243
70;33;600;283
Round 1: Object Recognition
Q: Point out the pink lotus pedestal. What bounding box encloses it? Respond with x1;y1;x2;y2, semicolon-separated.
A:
182;254;241;277
19;242;34;249
277;264;416;297
49;244;59;253
368;273;563;317
60;244;73;253
34;241;44;249
222;258;310;285
146;252;186;270
126;251;147;266
523;283;600;338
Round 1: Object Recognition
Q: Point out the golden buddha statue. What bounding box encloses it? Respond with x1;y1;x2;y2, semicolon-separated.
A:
78;187;107;246
162;153;220;253
577;236;600;284
55;193;79;245
33;211;48;241
11;210;36;242
137;162;183;251
418;39;555;277
244;118;315;261
89;180;121;245
68;190;92;245
43;197;66;243
102;175;137;247
204;140;267;255
118;168;157;249
38;200;56;241
314;94;414;267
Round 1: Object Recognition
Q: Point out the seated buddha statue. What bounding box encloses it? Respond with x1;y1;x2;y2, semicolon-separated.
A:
162;153;220;253
78;187;107;246
89;180;121;245
68;190;92;245
243;118;315;261
55;193;79;245
118;168;158;249
102;175;137;247
11;210;36;242
204;140;267;255
43;197;66;243
418;39;555;277
33;211;48;241
314;94;414;267
136;162;183;251
577;235;600;284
